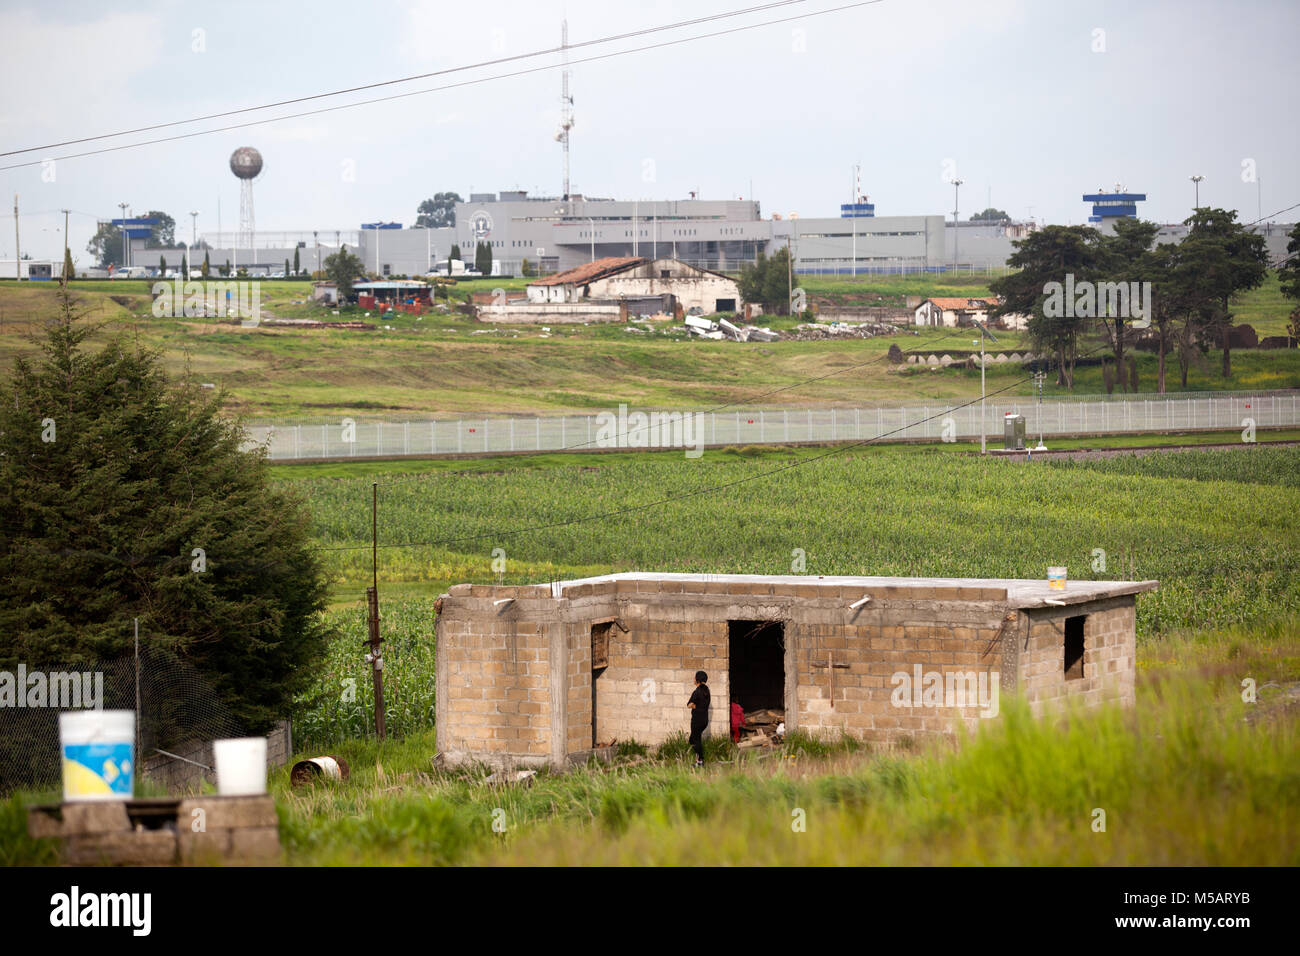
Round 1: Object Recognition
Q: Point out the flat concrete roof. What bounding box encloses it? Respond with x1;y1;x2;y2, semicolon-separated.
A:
472;573;1158;610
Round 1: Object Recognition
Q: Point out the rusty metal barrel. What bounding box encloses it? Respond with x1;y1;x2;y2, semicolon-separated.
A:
289;755;350;787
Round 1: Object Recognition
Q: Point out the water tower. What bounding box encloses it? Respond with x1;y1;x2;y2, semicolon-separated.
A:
229;147;263;250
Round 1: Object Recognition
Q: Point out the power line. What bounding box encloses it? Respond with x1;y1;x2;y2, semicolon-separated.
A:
0;1;884;172
1;2;816;159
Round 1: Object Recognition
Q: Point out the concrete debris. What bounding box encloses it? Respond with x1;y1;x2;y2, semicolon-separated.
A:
787;321;900;341
683;316;780;342
718;317;745;341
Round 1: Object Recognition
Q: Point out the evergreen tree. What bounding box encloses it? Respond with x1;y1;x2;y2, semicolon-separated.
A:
0;291;331;728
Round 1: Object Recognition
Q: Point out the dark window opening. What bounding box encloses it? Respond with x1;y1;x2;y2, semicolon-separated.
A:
715;298;736;312
728;620;785;713
660;269;671;278
591;622;613;747
1064;615;1086;680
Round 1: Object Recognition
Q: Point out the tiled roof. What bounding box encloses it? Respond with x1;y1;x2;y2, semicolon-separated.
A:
924;296;1000;310
528;256;647;286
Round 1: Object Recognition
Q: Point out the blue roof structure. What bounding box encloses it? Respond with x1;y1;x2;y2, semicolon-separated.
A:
840;202;875;218
110;217;158;239
1081;192;1146;223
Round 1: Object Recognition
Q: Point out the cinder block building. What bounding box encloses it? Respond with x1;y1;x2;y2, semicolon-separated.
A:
434;573;1156;768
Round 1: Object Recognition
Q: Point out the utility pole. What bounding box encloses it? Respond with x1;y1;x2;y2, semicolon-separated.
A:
850;164;859;278
975;320;998;454
118;201;129;270
1033;370;1047;450
950;178;964;272
786;231;793;316
980;324;986;454
134;618;141;761
13;195;20;280
61;208;70;278
364;482;386;739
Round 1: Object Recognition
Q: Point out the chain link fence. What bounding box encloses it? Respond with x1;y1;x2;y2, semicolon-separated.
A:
242;391;1300;461
0;644;244;795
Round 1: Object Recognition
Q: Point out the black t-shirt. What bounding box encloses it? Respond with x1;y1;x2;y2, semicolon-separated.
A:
688;684;710;728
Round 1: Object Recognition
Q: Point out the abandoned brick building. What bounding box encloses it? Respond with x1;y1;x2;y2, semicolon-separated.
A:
434;573;1156;767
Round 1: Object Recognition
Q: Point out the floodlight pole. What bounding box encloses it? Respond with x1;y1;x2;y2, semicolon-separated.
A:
1034;370;1047;449
951;178;964;272
980;323;986;454
118;201;129;270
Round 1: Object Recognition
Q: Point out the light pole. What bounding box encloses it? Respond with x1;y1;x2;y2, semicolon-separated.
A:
1190;174;1205;211
950;179;963;272
974;320;998;454
60;208;70;278
1033;370;1047;450
189;210;198;250
586;218;595;262
118;201;129;269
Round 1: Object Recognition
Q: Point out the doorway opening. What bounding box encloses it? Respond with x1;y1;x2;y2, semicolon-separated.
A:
728;620;785;740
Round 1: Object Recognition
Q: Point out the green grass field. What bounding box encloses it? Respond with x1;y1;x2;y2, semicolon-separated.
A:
2;439;1296;866
5;616;1295;866
1;274;1294;420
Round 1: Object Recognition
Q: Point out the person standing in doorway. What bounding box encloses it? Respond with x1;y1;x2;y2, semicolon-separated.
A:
688;671;710;767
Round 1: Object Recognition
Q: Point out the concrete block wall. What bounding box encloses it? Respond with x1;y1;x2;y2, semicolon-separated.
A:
435;585;558;765
435;576;1145;766
1020;597;1137;713
788;595;1010;741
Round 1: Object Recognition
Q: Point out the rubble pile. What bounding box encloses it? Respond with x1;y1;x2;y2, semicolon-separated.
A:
737;708;786;748
786;320;902;341
683;315;779;342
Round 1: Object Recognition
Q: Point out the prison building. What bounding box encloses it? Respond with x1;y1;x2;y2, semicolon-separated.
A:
433;573;1156;768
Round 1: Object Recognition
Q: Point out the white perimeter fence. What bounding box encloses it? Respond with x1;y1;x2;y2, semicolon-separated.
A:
242;391;1299;461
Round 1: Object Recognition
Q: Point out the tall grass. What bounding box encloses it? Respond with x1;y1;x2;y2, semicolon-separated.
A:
260;617;1299;866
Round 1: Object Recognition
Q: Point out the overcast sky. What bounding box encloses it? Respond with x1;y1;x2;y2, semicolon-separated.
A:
2;0;1296;263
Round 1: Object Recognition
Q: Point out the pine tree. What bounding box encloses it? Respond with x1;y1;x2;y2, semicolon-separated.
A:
293;247;301;276
0;290;331;728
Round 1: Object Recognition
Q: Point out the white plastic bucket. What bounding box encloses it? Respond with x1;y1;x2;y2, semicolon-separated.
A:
1048;567;1068;590
213;737;268;796
59;710;135;802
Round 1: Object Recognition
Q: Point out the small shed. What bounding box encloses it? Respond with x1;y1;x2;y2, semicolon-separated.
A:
354;280;432;313
913;297;1002;328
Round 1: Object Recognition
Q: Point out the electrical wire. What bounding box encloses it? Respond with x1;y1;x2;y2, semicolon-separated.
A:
0;1;884;172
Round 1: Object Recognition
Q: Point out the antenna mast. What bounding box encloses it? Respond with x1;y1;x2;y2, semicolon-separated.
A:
558;20;574;200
